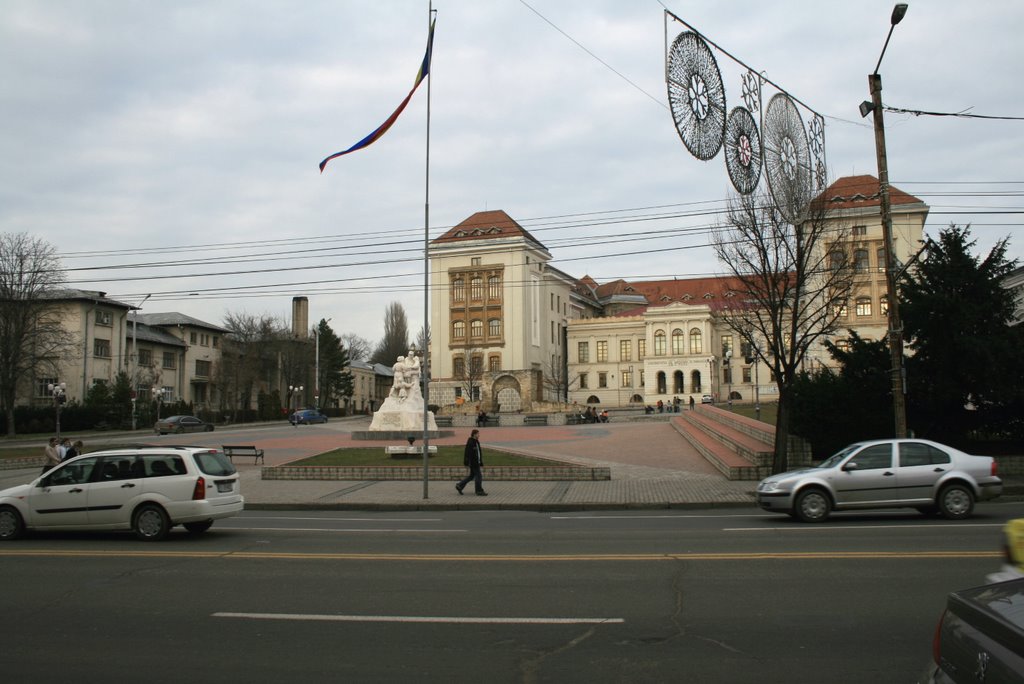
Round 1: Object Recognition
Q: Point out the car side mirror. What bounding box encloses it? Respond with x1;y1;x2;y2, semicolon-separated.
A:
842;462;859;472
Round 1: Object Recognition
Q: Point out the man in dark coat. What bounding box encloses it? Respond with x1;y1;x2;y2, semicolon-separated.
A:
456;429;487;496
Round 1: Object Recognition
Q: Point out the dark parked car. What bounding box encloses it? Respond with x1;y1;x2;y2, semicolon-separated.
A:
924;578;1024;683
154;415;215;435
289;409;328;425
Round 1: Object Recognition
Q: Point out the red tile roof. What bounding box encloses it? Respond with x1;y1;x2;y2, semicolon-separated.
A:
432;209;547;248
817;174;924;210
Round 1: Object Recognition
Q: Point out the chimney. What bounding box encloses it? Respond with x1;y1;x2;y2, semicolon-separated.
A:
292;297;308;339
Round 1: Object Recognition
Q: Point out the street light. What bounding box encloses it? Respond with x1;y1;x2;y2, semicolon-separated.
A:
288;384;304;412
130;293;151;431
48;382;67;440
860;3;909;438
152;386;163;420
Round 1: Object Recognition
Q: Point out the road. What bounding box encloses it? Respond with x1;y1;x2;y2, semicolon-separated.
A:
3;503;1021;683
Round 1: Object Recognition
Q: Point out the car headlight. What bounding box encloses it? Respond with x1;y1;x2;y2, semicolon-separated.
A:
758;481;780;492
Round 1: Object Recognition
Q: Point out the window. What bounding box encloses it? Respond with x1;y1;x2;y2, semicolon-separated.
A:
470;277;483;300
95;310;112;326
195;360;211;377
452;279;465;302
470;319;483;338
488;276;501;299
578;342;589;363
832;300;848;318
190;332;197;344
689;328;703;355
835;339;851;353
742;367;752;383
619;339;631;362
488;318;501;337
721;334;733;359
899;442;952;467
638;339;646;359
163;352;176;369
94;338;111;358
723;367;732;384
830;249;846;271
852;225;867;236
654;330;666;356
598;372;607;388
138;349;152;366
596;341;608;362
471;257;481;266
847;444;892;470
489;355;501;372
855;297;872;317
880;295;889;315
212;336;219;348
550;293;555;310
854;249;869;272
877;248;887;273
621;369;632;387
453;320;466;339
470;356;483;375
639;369;645;387
672;329;684;355
36;377;57;398
579;373;589;389
453;356;465;377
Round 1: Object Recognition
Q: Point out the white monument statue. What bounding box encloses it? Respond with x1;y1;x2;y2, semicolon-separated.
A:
368;349;438;432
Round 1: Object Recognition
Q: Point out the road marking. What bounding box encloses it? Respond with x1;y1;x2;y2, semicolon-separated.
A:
725;523;1007;532
0;549;1002;561
238;517;443;522
213;612;624;625
551;514;758;520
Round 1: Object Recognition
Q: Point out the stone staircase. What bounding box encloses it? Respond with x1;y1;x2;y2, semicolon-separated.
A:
671;406;779;481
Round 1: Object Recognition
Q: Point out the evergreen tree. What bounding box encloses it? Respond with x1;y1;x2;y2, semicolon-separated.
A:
370;302;410;366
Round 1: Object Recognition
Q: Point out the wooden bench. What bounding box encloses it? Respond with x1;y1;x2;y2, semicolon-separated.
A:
523;414;548;426
222;445;264;464
434;416;453;428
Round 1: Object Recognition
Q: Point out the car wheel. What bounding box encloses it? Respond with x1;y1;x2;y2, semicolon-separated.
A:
184;520;213;534
133;504;170;541
0;506;25;541
937;484;975;520
174;426;184;434
205;425;214;432
794;488;831;523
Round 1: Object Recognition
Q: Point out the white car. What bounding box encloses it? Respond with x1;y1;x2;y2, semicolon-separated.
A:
756;438;1002;522
0;446;244;541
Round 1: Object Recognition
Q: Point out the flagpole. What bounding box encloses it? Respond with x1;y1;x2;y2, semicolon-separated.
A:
422;3;435;499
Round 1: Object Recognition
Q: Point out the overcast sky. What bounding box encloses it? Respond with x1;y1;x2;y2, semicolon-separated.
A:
3;0;1021;350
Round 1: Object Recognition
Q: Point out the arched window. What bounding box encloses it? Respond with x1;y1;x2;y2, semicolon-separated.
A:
470;277;483;300
656;371;667;394
453;356;465;377
855;297;872;317
470;319;483;338
673;370;684;393
691;370;702;393
880;294;889;315
654;330;666;356
671;328;685;355
452;320;465;339
488;318;501;337
452;279;465;302
689;328;703;354
488;276;501;299
830;249;846;272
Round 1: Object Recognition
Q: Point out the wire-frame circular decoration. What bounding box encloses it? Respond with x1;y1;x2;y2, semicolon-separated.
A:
763;93;812;222
808;114;827;191
724;106;762;195
667;31;726;161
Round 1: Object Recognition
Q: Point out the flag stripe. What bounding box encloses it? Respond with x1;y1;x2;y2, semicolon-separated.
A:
320;18;436;173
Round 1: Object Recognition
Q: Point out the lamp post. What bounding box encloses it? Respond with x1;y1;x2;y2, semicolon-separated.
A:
860;3;909;438
48;382;67;440
130;294;151;431
288;384;304;412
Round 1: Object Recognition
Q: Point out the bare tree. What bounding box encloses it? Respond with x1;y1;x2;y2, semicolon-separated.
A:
339;332;371;362
0;233;77;435
713;188;854;472
453;346;486;405
542;356;579;407
220;312;284;419
370;301;410;365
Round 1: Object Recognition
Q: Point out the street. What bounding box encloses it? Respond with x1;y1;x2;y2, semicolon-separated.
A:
2;503;1020;683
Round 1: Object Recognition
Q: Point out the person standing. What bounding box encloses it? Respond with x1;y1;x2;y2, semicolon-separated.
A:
42;437;60;475
456;429;487;496
58;438;71;461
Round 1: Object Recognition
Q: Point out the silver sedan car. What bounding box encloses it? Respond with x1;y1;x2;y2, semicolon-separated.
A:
756;438;1003;522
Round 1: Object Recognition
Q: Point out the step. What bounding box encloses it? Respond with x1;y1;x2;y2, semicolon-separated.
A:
682;410;774;467
671;417;766;481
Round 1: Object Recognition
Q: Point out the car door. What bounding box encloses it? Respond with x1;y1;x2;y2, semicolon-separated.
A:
897;441;952;503
181;416;202;432
832;444;897;505
87;456;144;526
26;457;100;528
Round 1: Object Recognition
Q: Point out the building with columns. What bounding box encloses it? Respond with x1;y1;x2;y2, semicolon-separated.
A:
427;176;930;411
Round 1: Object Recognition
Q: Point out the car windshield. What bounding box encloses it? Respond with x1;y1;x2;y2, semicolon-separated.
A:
817;443;863;469
194;451;237;476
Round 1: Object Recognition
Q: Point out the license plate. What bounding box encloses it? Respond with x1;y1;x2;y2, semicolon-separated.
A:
216;482;233;493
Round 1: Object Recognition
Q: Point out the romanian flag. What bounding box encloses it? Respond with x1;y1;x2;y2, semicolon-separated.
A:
319;18;436;173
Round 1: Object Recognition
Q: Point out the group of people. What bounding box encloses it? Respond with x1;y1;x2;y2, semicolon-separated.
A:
42;437;84;475
574;406;608;423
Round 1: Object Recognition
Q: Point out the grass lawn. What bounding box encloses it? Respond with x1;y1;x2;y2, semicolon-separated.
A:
728;402;777;426
293;446;559;467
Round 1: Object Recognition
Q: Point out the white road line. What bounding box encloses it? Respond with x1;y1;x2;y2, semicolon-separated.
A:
213;612;624;625
221;527;467;534
239;517;443;522
724;523;1006;532
551;514;759;520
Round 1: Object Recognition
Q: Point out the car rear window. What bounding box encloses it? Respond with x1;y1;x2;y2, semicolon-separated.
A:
194;451;237;476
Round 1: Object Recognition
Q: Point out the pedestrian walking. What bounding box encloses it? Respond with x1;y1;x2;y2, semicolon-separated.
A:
456;429;487;496
689;396;695;411
58;437;72;461
42;437;60;475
